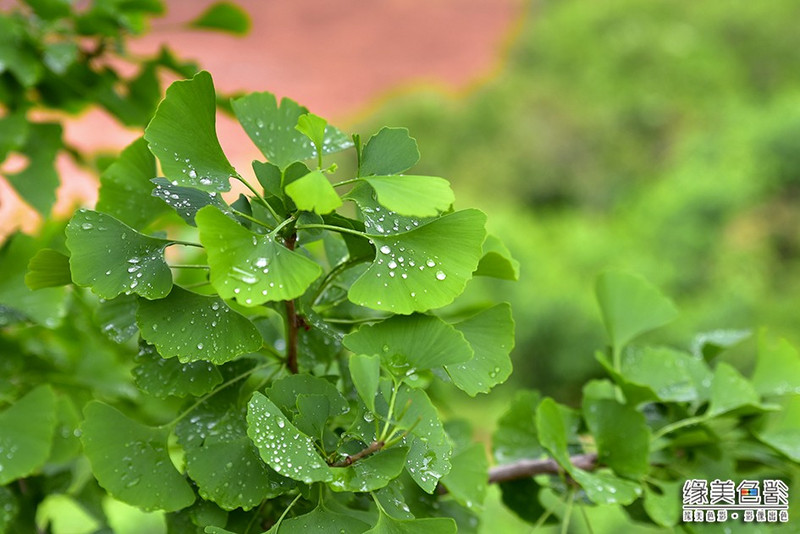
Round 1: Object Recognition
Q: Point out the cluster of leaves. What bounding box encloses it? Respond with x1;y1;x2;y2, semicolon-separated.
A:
0;0;248;215
1;70;520;533
492;271;800;531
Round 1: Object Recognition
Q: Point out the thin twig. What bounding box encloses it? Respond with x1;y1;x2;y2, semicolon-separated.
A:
331;441;385;467
487;453;598;485
284;233;300;374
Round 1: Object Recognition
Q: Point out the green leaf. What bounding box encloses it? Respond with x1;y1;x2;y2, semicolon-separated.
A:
0;486;18;532
276;504;370;533
22;0;71;20
349;209;487;314
345;183;439;236
344;314;473;373
569;469;641;506
132;342;223;399
196;205;322;305
708;362;763;416
394;386;452;493
582;398;650;479
440;443;488;510
66;209;172;300
25;248;71;289
80;401;195;512
349;354;381;412
188;2;250;35
103;497;167;534
295;113;328;152
752;330;800;396
492;390;543;464
445;304;515;396
95;294;139;343
618;346;713;403
43;41;78;74
360;127;420;176
755;395;800;462
473;235;520;281
145;71;238;192
595;271;678;350
246;392;333;483
232;92;352;170
96;138;169;229
0;385;56;485
330;447;408;493
365;510;456;534
0;235;67;327
151;177;232;226
137;286;261;364
535;398;571;467
285;170;342;214
690;329;751;361
35;494;101;534
360;176;453;217
177;389;293;510
5;123;60;215
266;375;348;417
643;480;682;527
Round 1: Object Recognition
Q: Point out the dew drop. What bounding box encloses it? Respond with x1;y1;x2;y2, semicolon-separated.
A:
436;271;446;280
379;245;391;254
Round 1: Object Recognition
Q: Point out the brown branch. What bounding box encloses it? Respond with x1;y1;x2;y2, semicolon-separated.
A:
283;233;299;374
331;441;385;467
488;453;598;485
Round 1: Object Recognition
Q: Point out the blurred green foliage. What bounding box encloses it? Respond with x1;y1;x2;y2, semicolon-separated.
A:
360;0;800;401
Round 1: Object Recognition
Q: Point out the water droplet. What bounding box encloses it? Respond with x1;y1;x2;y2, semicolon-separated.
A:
81;222;93;230
426;259;436;268
436;271;446;280
188;169;197;179
380;245;391;254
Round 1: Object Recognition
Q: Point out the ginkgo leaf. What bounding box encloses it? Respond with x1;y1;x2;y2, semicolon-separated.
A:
329;448;408;493
365;510;456;534
285;170;342;214
473;234;519;281
144;71;238;192
25;248;71;289
271;504;370;533
137;286;261;364
151;177;232;226
232;92;352;170
246;392;332;484
445;304;515;396
440;443;488;510
266;374;349;417
132;342;222;399
346;183;438;236
0;386;57;485
195;205;322;305
80;402;195;512
66;209;172;300
359;127;420;176
349;354;381;412
359;176;453;217
96;137;169;229
188;1;250;35
348;209;486;314
95;294;139;343
343;314;473;373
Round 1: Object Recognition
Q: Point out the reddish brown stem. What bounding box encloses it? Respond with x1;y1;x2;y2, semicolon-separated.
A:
284;233;299;374
488;453;598;484
331;441;385;467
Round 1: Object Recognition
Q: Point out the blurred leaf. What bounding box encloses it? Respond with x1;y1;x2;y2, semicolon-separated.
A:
25;248;71;289
493;390;543;464
196;206;322;305
330;448;408;493
752;330;800;396
596;271;678;350
446;303;515;396
132;342;222;399
690;329;751;362
360;127;420;176
708;362;763;416
145;71;237;192
618;346;713;403
440;443;488;510
348;209;486;314
22;0;71;19
35;494;101;534
643;479;682;527
473;235;520;281
0;386;56;485
232;92;351;170
102;497;166;534
349;354;381;412
0;486;18;531
94;294;139;343
188;2;250;35
96;138;169;229
43;41;78;74
246;392;332;483
80;401;195;512
137;286;261;364
66;209;172;300
285;170;342;214
582;398;650;479
5;123;61;215
755;395;800;462
360;175;454;217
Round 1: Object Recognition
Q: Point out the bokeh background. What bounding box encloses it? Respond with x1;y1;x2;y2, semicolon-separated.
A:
3;0;800;530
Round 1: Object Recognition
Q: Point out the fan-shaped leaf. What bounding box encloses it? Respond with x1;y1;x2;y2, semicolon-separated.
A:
440;443;488;510
196;206;322;306
0;385;56;485
360;176;453;217
344;314;473;374
272;504;370;534
246;392;332;483
145;71;237;192
285;170;342;214
266;374;348;416
348;209;486;314
445;304;514;396
151;178;232;226
752;331;800;396
137;286;261;364
346;183;437;236
66;209;172;300
582;398;650;479
80;401;195;512
95;294;139;343
329;448;408;493
25;248;71;289
132;342;222;399
360;127;420;176
188;2;250;35
365;510;456;534
232;92;351;170
473;235;519;281
349;354;381;412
